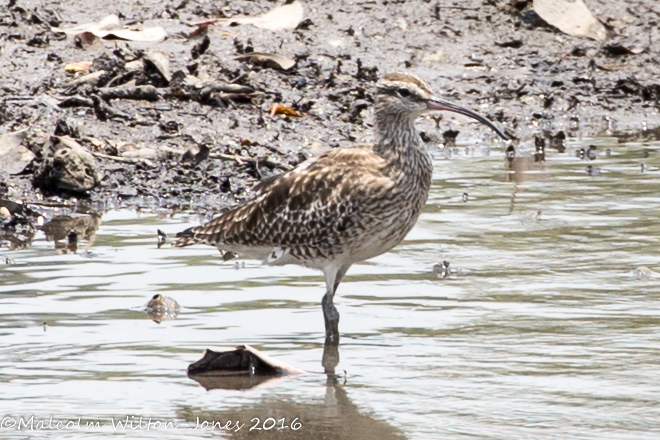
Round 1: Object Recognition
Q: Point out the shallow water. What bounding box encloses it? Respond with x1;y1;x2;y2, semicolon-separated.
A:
2;133;660;439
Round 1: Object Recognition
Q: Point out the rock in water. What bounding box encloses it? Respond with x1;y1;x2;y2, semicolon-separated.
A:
146;294;180;323
33;136;100;193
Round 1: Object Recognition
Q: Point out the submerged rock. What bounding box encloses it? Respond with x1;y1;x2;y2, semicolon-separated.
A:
146;294;180;323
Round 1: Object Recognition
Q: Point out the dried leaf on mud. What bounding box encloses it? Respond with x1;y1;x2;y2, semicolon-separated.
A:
235;52;296;70
145;50;171;82
190;0;304;32
64;70;106;87
604;40;648;56
101;27;167;43
53;14;121;35
124;60;143;71
269;104;303;117
533;0;609;42
52;14;167;42
0;129;35;175
64;60;93;72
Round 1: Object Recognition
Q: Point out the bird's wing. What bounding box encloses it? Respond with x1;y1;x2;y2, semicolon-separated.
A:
175;144;395;251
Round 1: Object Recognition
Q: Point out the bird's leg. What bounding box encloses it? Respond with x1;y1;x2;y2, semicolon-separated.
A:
322;289;340;344
321;264;351;345
322;282;340;376
321;264;352;376
322;339;340;377
322;280;342;376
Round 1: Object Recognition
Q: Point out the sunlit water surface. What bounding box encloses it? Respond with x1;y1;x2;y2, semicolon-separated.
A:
2;134;660;439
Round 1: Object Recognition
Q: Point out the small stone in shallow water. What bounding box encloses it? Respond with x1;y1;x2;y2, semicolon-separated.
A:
586;145;597;160
586;165;601;176
157;229;167;248
519;210;542;224
633;266;652;281
146;294;180;323
432;261;451;279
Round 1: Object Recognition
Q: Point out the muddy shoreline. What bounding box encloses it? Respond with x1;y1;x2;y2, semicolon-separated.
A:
1;0;659;247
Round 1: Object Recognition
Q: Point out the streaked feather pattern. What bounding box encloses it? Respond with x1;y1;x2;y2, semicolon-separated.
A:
175;141;430;268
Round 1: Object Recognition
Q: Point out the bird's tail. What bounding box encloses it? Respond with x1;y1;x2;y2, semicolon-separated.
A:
174;226;200;247
174;205;235;248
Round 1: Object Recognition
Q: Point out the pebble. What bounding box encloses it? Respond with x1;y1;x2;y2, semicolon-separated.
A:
432;261;451;279
633;266;652;281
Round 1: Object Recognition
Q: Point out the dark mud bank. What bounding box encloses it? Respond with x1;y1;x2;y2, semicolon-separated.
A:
1;0;659;244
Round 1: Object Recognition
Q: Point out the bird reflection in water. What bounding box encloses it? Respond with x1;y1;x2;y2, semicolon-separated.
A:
181;372;406;440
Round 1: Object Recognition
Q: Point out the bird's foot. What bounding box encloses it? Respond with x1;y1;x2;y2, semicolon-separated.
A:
322;293;340;345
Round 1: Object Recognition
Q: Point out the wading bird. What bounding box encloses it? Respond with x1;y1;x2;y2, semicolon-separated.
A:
176;73;508;369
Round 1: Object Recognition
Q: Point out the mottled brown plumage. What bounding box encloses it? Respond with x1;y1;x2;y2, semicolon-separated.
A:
176;72;508;348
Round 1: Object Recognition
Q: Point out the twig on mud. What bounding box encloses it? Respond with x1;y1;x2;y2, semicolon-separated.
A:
91;152;140;164
91;95;133;120
200;83;255;95
187;18;224;27
98;85;159;102
436;6;477;10
216;92;260;102
209;153;292;171
58;96;94;108
3;96;40;101
91;150;291;171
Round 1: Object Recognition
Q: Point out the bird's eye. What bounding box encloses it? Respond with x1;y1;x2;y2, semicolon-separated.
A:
398;88;411;97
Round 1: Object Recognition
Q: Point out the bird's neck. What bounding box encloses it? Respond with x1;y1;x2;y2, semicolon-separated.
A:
373;111;428;165
372;110;433;211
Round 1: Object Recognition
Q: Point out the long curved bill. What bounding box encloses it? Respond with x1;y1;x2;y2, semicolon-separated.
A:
426;98;509;141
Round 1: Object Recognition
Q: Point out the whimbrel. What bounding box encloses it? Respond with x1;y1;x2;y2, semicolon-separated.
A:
176;73;508;347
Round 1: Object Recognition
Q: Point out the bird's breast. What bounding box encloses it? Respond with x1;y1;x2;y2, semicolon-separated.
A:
345;151;433;261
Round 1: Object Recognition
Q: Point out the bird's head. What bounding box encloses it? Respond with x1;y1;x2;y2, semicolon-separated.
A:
375;72;509;141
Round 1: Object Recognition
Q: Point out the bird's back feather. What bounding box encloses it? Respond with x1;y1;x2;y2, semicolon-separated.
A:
174;143;399;264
